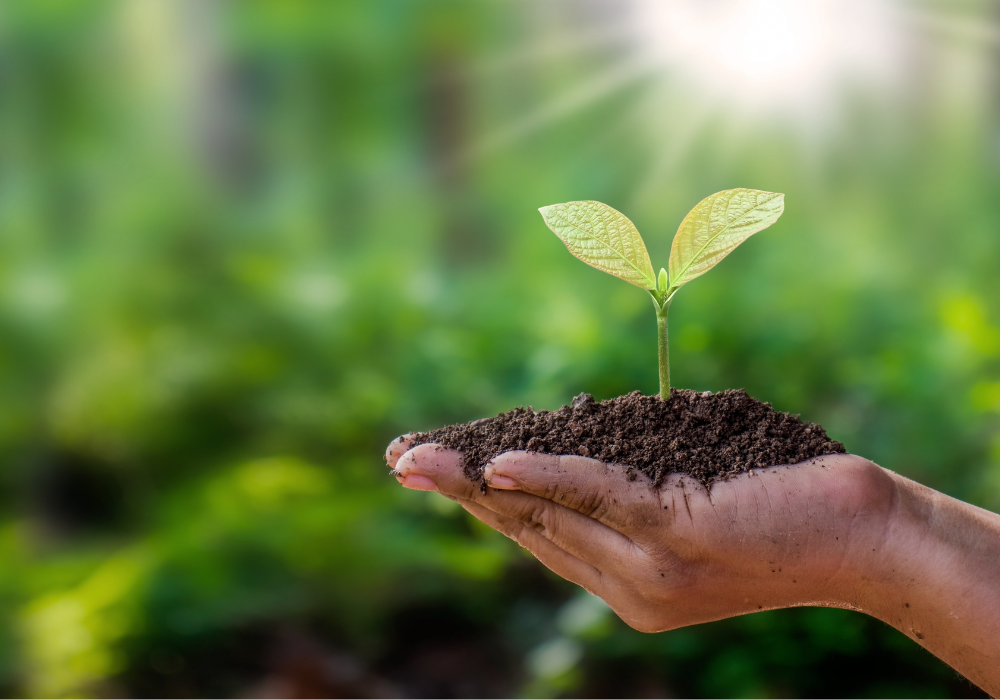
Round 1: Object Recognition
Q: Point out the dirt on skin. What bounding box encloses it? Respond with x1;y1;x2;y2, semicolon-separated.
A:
408;389;845;488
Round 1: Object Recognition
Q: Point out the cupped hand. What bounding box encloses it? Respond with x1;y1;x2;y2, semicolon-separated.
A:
384;437;896;632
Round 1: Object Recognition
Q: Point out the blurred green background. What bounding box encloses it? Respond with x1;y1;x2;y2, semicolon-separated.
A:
0;0;998;696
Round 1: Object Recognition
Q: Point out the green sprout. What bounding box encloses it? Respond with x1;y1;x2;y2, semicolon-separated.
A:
539;188;784;398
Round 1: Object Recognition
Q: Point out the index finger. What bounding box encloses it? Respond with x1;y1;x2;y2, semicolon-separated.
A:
483;451;666;535
384;434;415;470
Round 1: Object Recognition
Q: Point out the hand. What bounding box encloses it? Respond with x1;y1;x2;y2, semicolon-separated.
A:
385;438;1000;696
385;438;892;631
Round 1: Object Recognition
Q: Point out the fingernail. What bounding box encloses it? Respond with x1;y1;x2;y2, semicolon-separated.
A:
399;473;438;492
487;475;520;490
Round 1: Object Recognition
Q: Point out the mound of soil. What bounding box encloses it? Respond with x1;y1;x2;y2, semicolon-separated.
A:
409;389;844;487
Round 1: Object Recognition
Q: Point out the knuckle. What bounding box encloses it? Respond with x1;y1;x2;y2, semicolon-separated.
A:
442;476;475;502
525;503;552;535
547;481;606;517
510;521;536;548
455;479;480;501
496;518;525;544
579;489;609;518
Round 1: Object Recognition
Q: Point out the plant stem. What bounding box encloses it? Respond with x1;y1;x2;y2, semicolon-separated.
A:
655;297;671;398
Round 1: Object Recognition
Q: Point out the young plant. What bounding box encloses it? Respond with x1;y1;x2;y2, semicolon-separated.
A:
539;188;784;398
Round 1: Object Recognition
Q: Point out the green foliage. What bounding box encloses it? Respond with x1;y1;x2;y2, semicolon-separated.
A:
0;0;996;697
540;189;784;395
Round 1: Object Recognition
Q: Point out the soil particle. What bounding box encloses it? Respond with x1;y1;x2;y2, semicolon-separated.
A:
410;389;845;487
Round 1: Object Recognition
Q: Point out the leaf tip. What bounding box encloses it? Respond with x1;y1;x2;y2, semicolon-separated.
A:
538;203;560;222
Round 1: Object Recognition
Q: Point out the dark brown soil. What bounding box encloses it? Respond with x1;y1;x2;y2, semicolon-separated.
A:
409;389;845;487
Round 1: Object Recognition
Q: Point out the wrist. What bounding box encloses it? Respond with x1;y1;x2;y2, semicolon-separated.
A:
844;469;966;622
838;468;1000;695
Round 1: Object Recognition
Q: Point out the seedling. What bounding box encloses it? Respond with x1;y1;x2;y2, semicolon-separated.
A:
539;188;784;398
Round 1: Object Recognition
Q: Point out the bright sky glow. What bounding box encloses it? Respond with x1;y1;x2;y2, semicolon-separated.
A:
632;0;902;115
462;0;954;170
716;0;812;77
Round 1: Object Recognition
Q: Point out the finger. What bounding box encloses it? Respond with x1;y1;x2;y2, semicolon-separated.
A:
456;497;605;596
396;444;639;570
384;434;415;470
483;451;662;534
483;489;638;569
394;443;472;495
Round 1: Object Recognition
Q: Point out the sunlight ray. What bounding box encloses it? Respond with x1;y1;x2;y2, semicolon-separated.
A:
629;92;721;211
459;52;658;167
465;21;635;82
561;85;663;176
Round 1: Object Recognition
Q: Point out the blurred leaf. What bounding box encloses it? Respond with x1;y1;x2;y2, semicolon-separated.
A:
668;189;784;290
539;201;656;290
0;1;993;696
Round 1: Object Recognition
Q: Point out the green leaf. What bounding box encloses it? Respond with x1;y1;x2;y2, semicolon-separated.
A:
658;268;668;293
539;201;656;290
667;188;784;290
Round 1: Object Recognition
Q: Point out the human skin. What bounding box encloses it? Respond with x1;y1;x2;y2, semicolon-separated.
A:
385;438;1000;696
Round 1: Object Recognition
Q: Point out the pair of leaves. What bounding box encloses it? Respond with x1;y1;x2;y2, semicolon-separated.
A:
539;188;784;296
